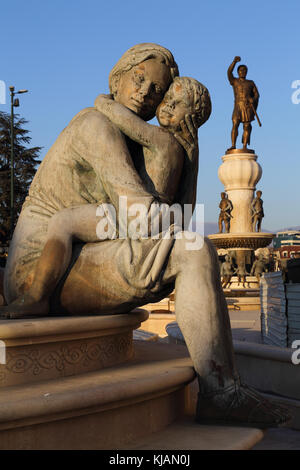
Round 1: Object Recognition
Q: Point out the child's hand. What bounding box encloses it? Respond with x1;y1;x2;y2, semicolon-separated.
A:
174;114;198;161
94;93;114;110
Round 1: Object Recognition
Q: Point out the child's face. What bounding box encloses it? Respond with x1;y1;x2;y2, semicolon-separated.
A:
156;82;193;131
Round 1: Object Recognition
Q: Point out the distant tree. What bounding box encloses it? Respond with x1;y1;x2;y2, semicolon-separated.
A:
0;111;41;243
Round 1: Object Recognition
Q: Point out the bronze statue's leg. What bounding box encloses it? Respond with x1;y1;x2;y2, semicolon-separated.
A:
162;235;291;427
242;122;252;148
162;236;237;392
257;217;262;232
230;120;239;149
224;218;230;234
218;216;223;233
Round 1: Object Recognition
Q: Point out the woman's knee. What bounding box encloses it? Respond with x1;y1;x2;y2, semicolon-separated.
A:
48;210;74;238
173;233;215;265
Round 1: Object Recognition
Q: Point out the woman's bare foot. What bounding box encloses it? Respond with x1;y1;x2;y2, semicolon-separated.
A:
0;294;49;319
196;379;291;428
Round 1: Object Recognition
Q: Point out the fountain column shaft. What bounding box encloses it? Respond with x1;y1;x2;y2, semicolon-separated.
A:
218;152;262;234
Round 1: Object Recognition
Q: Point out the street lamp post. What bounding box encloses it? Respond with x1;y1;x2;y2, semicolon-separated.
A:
9;86;28;239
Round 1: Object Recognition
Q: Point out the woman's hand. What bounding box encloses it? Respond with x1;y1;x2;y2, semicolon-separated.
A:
174;114;199;162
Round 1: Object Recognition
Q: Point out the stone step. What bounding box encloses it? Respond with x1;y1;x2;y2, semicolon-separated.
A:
0;341;195;449
0;339;265;450
124;416;264;450
166;322;300;430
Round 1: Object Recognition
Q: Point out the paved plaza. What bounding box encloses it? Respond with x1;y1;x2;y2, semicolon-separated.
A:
229;308;300;449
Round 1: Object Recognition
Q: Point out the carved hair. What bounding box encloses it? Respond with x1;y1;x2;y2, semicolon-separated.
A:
173;76;212;128
109;43;179;97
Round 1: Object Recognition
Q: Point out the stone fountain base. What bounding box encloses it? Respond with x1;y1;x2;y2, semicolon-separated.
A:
0;309;198;449
208;232;274;251
0;309;148;387
0;310;264;450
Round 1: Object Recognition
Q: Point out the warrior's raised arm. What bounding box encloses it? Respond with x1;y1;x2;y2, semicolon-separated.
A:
227;56;241;85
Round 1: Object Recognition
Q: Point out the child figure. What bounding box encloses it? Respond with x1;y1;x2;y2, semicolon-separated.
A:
1;77;211;318
234;263;249;288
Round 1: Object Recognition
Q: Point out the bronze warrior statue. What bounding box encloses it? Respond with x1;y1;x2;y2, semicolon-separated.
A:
251;190;264;232
218;192;233;233
227;56;260;150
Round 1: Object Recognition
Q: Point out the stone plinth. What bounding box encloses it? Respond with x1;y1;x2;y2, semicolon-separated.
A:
209;149;274;291
218;151;262;233
0;341;195;450
0;309;148;387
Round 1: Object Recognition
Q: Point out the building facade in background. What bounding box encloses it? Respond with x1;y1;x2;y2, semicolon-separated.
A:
273;231;300;260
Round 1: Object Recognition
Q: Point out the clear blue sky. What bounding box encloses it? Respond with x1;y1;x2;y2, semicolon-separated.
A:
1;0;299;231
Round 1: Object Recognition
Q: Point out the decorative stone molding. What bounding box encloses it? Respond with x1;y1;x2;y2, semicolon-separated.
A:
208;233;274;250
2;332;131;378
0;309;148;387
218;153;262;191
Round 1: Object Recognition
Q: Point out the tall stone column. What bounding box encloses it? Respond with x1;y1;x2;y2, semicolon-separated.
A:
218;151;262;233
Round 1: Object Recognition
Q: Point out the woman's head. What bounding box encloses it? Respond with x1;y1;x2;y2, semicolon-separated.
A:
156;76;212;132
109;43;179;121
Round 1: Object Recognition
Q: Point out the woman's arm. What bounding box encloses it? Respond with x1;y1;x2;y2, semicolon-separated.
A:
94;94;167;150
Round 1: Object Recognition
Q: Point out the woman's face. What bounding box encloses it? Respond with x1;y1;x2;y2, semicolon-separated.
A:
115;58;172;121
156;82;192;131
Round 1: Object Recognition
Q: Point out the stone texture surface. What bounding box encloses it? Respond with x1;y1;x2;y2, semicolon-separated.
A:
129;417;264;450
253;427;300;450
0;341;195;449
0;339;265;450
0;309;148;386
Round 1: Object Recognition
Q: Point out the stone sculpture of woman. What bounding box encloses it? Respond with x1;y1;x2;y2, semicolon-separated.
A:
2;43;289;428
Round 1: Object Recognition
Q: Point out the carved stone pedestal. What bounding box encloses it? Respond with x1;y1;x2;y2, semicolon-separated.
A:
209;150;274;292
218;151;262;233
0;310;148;387
0;310;200;449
